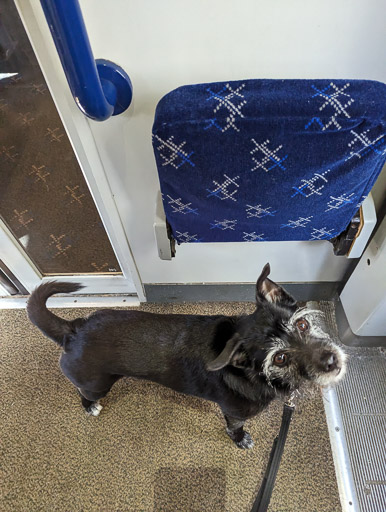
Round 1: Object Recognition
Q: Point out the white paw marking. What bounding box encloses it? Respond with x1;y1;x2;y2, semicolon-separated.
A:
88;402;103;417
237;432;255;449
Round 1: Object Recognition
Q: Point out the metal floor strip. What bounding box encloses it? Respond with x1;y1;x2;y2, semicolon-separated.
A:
316;302;386;512
335;349;386;512
323;386;359;511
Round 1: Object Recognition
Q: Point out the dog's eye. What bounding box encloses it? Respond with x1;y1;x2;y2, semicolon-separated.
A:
273;353;287;366
296;318;309;332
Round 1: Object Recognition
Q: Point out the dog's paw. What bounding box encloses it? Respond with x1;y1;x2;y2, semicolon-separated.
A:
235;431;255;450
86;402;103;417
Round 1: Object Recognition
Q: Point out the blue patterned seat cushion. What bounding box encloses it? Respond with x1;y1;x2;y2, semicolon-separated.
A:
152;79;386;243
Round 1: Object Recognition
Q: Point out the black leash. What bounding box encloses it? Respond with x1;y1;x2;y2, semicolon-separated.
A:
251;395;296;512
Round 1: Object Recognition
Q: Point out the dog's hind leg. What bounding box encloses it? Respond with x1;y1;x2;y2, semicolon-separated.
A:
77;388;109;416
60;354;121;416
224;414;255;449
76;375;121;417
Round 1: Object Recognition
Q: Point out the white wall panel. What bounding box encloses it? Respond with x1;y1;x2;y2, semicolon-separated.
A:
67;1;386;284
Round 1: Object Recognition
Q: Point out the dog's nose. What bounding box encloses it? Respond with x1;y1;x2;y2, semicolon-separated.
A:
321;351;338;373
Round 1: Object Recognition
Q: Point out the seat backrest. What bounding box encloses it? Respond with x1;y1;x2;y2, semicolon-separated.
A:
152;79;386;244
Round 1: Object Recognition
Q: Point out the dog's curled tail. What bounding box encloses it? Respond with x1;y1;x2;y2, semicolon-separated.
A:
27;281;85;346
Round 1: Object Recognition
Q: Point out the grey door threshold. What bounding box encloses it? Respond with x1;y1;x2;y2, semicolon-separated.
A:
324;347;386;512
318;301;386;512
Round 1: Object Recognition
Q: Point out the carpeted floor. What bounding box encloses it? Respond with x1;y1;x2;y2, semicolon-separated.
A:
0;302;341;512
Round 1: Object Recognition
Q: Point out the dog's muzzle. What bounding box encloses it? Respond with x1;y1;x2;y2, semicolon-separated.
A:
313;343;347;386
320;351;340;373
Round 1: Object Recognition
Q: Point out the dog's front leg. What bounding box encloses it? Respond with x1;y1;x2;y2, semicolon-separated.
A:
223;414;255;449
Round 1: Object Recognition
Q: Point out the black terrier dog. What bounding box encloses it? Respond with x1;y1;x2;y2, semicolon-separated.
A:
27;264;346;449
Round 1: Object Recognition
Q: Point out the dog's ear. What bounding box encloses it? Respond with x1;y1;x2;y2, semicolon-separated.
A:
256;263;296;308
207;334;248;371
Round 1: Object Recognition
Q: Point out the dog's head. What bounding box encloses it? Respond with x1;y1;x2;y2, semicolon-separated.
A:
207;263;347;391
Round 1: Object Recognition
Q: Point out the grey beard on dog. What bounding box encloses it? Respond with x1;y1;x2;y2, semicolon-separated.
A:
27;263;347;449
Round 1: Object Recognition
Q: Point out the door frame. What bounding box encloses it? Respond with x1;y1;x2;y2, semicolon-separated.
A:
2;0;145;301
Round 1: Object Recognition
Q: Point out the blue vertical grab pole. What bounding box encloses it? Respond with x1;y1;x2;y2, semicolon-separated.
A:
40;0;132;121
